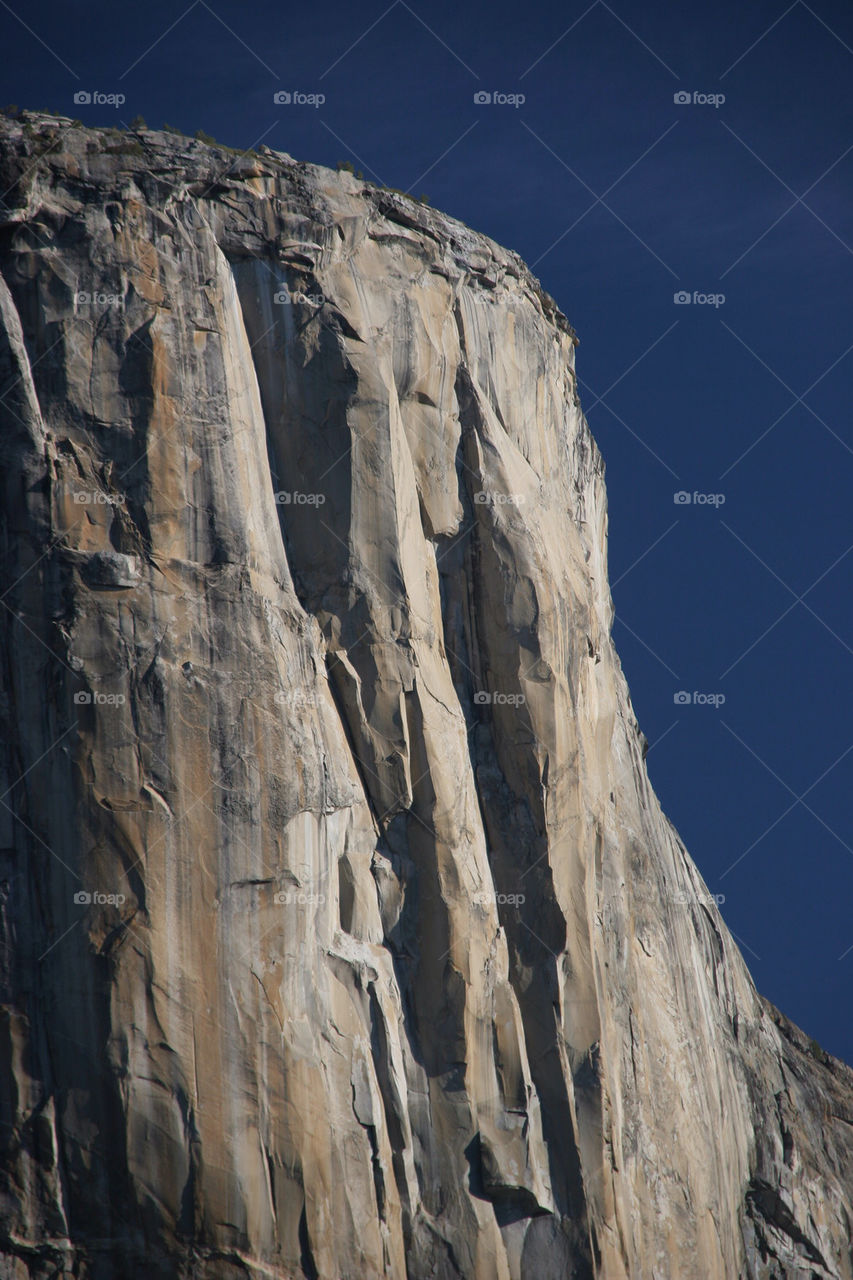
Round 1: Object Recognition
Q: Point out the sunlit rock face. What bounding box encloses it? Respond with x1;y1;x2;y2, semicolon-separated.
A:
0;113;851;1280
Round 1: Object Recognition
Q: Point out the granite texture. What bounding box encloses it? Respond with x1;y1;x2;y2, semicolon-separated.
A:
0;113;850;1278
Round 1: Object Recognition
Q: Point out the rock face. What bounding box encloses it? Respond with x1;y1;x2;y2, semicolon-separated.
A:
0;113;851;1280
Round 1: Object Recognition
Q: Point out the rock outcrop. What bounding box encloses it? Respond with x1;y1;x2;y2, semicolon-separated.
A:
0;112;850;1279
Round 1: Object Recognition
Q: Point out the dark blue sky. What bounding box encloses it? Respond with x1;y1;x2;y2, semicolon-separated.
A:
4;0;852;1061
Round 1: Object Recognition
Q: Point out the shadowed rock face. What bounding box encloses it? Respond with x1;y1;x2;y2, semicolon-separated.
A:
0;113;850;1280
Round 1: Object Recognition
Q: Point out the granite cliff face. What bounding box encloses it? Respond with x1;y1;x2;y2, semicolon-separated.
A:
0;113;851;1279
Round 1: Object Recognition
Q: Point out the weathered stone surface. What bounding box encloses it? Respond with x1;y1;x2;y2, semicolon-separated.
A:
0;112;850;1278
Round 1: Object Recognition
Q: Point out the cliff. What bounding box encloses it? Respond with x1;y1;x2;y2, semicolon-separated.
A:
0;111;850;1279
